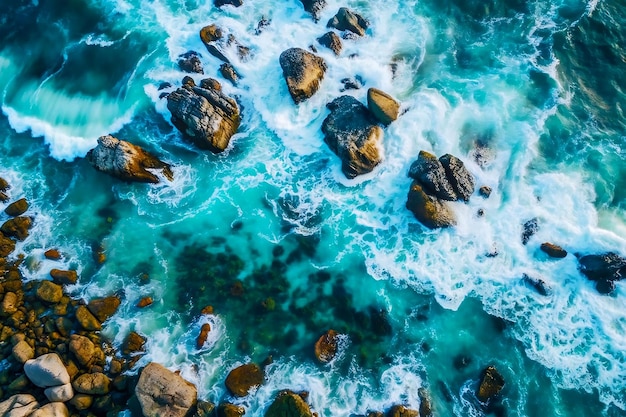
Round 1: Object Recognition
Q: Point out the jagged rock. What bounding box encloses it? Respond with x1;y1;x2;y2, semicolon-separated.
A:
299;0;327;21
540;242;567;258
265;390;313;417
279;48;327;104
479;185;492;198
24;353;71;388
196;323;211;349
439;154;475;201
522;218;538;245
196;401;216;417
12;340;35;363
218;403;245;417
87;135;173;183
578;252;625;294
322;95;383;178
159;82;173;90
0;394;39;417
44;249;62;260
522;274;551;296
0;231;16;257
327;7;369;36
406;181;456;229
200;78;222;91
1;291;18;316
182;76;195;88
123;331;146;355
340;76;363;91
178;51;204;74
75;305;102;331
215;0;242;7
87;295;121;323
69;334;95;367
225;363;264;397
0;191;8;202
1;216;32;240
0;177;9;191
386;405;418;417
255;17;270;35
367;88;400;125
408;151;457;201
73;373;110;395
136;362;197;417
167;84;241;153
50;269;77;285
4;198;28;217
36;281;63;304
477;366;505;402
314;329;340;363
317;32;342;55
219;63;239;85
44;382;74;402
418;388;433;417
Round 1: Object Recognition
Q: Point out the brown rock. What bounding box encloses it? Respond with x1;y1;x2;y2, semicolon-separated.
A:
1;292;18;316
279;48;327;104
406;181;456;229
123;331;146;355
386;405;418;417
196;323;211;349
200;24;223;46
12;340;35;363
418;387;433;417
218;403;245;417
367;88;400;125
225;363;264;397
201;305;214;315
327;7;369;36
0;232;16;257
72;372;111;395
265;390;312;417
136;362;197;417
1;216;32;240
0;177;9;191
87;295;121;322
314;329;340;363
36;281;63;304
220;63;239;86
75;305;102;331
69;334;96;366
70;393;94;410
540;242;567;258
317;32;342;56
477;365;505;402
50;269;78;285
200;78;222;91
44;249;62;260
137;296;153;308
4;198;29;217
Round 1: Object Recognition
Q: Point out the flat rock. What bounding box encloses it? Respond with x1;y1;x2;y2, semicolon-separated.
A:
72;373;110;395
327;7;369;36
225;363;264;397
439;154;475;201
29;402;69;417
322;95;383;178
317;32;342;56
0;394;39;417
24;353;70;388
367;88;400;125
540;242;567;258
69;334;95;367
44;382;74;402
279;48;327;104
4;198;29;217
408;151;457;201
136;362;197;417
87;135;173;183
406;181;456;229
87;295;121;322
477;365;505;402
50;269;77;285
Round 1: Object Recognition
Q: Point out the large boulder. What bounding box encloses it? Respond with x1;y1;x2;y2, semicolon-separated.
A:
24;353;70;388
135;362;197;417
408;151;457;201
87;135;173;184
279;48;327;104
322;95;383;178
367;88;400;125
477;365;505;402
265;390;313;417
327;8;369;36
69;334;96;367
299;0;327;21
406;182;456;229
4;198;29;217
1;216;32;240
167;84;241;153
439;154;475;201
225;363;264;397
314;329;340;363
36;281;63;304
0;394;39;417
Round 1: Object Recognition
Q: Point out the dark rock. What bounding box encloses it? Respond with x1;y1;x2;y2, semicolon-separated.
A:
199;25;230;64
578;252;625;281
219;63;240;85
408;151;457;201
256;17;271;35
178;51;204;74
521;218;538;245
158;82;172;90
123;331;146;355
4;198;29;217
265;390;313;417
477;365;505;402
479;185;492;198
279;48;327;104
406;181;456;229
0;232;15;257
87;295;121;322
182;76;196;88
225;363;264;397
540;242;567;258
322;95;383;178
86;135;173;183
196;400;216;417
439;154;475;201
327;7;369;36
596;279;616;295
0;177;9;191
218;403;245;417
299;0;327;21
215;0;243;7
386;405;418;417
477;208;485;217
314;329;340;363
167;84;241;153
522;274;551;296
0;191;8;203
1;216;32;240
418;388;433;417
340;77;363;91
367;88;400;125
317;32;342;55
159;92;169;99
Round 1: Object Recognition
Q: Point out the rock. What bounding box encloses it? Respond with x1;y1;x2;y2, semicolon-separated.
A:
406;181;456;229
199;25;230;64
0;394;39;417
69;334;95;367
200;78;222;91
255;17;271;35
0;232;16;257
182;76;196;88
479;186;492;198
386;405;418;417
1;216;32;240
0;191;8;202
87;295;121;322
196;323;211;349
340;76;363;91
44;249;62;260
219;63;239;85
521;218;538;245
87;135;173;183
12;340;34;363
225;363;264;397
137;296;153;308
218;403;245;417
178;51;204;74
24;353;70;388
418;388;433;417
50;269;78;285
578;252;625;281
136;362;197;417
477;365;505;402
215;0;242;7
279;48;327;104
1;291;18;316
317;32;342;56
327;8;369;36
522;274;551;296
44;382;74;402
196;400;216;417
159;82;173;90
595;279;616;294
322;95;383;178
314;329;340;363
439;154;475;201
4;198;28;217
36;281;63;304
72;373;110;395
75;305;102;331
69;394;93;410
540;242;567;258
299;0;327;21
167;84;241;153
8;374;30;392
0;177;9;191
265;390;313;417
123;331;147;355
367;88;400;125
29;402;69;417
408;151;457;201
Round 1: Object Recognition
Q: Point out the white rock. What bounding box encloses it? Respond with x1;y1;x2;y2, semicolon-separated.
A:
44;382;74;402
29;402;69;417
0;394;39;417
24;353;70;388
136;362;197;417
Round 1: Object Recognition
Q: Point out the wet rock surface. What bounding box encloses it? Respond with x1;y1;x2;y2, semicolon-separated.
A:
279;48;327;104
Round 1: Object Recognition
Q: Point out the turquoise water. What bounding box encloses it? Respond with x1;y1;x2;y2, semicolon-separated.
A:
1;0;625;415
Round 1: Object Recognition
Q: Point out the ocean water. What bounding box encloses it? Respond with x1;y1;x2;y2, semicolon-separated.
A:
1;0;625;416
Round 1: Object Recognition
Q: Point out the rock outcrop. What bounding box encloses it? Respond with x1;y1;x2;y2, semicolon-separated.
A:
265;390;313;417
367;88;400;125
477;366;505;402
178;51;204;74
317;32;342;56
1;216;32;240
167;82;241;153
578;252;625;294
406;182;456;228
439;154;475;201
135;362;197;417
299;0;327;21
279;48;327;104
322;95;383;178
225;363;264;397
199;25;249;64
327;8;369;36
87;135;173;184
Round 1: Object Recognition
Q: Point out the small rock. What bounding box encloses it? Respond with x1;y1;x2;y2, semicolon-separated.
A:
69;394;93;410
72;373;110;395
12;340;35;363
340;76;363;91
123;331;147;355
265;390;313;417
327;7;369;36
522;274;552;296
317;32;342;56
1;291;18;316
479;186;492;198
196;323;211;349
225;363;264;397
158;82;173;90
418;388;433;417
477;365;505;402
0;232;16;257
69;334;96;367
75;305;102;331
1;216;32;240
200;78;222;91
215;0;243;7
255;17;270;35
218;403;245;417
314;329;340;363
137;296;153;308
4;198;29;217
182;76;196;87
30;402;69;417
24;353;71;388
299;0;327;21
540;242;567;258
50;269;78;285
386;405;419;417
87;295;121;322
367;88;400;125
279;48;327;104
36;281;63;304
0;177;9;191
44;382;74;402
196;400;216;417
178;51;204;74
220;63;239;85
522;218;538;245
44;249;62;260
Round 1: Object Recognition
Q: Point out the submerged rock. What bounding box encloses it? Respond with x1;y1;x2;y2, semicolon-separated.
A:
299;0;327;21
136;362;197;417
317;31;342;56
540;242;567;258
406;181;456;229
522;273;552;296
279;48;327;104
225;363;264;397
87;135;173;184
167;83;241;153
314;329;340;363
215;0;243;7
265;390;313;417
477;365;505;402
322;95;383;178
220;63;240;85
327;7;369;36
